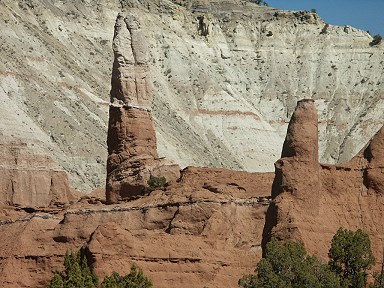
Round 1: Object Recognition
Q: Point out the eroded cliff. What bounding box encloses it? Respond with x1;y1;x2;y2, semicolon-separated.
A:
0;0;383;191
0;168;273;287
0;134;77;208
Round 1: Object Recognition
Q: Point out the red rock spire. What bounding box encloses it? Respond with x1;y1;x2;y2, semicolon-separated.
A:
106;14;179;204
281;99;319;161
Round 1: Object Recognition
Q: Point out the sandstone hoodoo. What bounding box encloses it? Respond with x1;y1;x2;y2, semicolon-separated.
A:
106;14;180;204
1;1;384;287
272;99;321;206
264;99;384;265
1;0;383;192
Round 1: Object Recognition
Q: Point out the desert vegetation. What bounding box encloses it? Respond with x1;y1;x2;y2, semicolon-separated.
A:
48;250;152;288
239;228;382;288
250;0;269;6
370;34;382;46
145;175;167;192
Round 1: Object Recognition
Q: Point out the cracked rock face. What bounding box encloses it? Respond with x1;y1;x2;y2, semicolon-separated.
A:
0;167;273;288
111;14;152;109
106;14;180;203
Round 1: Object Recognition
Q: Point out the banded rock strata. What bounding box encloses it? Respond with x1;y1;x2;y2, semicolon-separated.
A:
0;167;273;288
0;135;77;208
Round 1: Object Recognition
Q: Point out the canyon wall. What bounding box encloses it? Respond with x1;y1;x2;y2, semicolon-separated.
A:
1;97;383;287
0;135;77;208
0;2;383;285
1;0;383;191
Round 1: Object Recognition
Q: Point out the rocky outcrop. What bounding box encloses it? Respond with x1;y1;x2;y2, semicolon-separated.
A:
2;95;384;287
363;127;384;194
106;14;180;203
0;136;77;208
0;1;384;286
0;167;273;288
1;0;383;192
179;166;274;199
265;99;384;265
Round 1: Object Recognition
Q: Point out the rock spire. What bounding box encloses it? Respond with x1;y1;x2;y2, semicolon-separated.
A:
272;99;321;199
263;98;384;263
106;14;180;204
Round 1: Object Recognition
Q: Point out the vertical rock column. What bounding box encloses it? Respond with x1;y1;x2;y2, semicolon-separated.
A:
106;14;180;204
265;99;321;243
274;99;320;198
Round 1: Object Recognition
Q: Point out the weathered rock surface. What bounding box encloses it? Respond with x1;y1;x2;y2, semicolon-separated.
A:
1;0;383;191
1;96;384;287
106;14;180;203
0;135;77;208
0;168;273;288
265;99;384;267
0;0;384;286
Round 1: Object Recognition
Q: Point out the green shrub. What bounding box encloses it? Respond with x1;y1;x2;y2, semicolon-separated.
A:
240;228;375;288
48;250;98;288
370;34;382;46
146;175;167;192
239;238;340;288
48;250;152;288
251;0;269;6
100;265;152;288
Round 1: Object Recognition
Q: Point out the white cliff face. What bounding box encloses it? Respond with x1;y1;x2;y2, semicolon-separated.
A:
144;1;384;170
0;0;117;191
0;0;383;191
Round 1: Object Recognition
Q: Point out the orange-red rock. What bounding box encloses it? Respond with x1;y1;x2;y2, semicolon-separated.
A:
106;14;180;203
265;99;384;268
0;167;273;287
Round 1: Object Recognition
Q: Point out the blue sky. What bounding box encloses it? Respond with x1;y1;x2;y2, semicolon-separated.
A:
267;0;384;36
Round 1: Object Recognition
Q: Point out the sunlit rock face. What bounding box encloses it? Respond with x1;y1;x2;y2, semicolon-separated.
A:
0;0;383;192
106;14;180;203
264;99;384;269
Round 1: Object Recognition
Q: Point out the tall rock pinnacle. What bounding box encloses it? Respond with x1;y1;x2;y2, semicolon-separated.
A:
106;14;180;204
262;99;384;261
273;99;320;198
110;13;152;109
281;99;319;161
263;99;321;247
